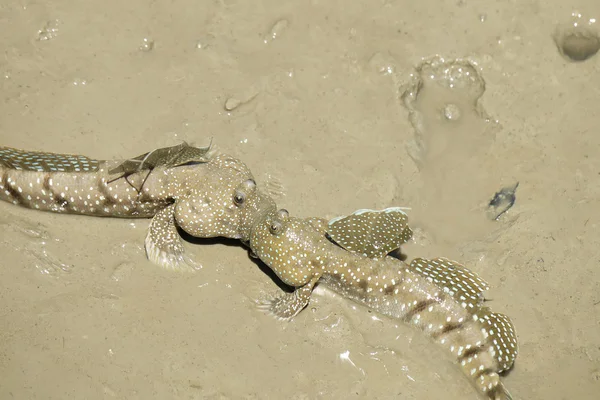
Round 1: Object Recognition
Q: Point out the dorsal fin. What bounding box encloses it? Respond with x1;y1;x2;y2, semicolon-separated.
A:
108;142;212;176
409;257;489;309
327;207;412;259
475;308;519;372
0;146;100;172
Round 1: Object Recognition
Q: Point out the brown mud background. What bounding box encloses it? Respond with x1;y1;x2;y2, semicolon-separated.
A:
1;1;599;399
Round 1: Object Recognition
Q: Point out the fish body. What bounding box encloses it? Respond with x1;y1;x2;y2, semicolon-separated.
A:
250;209;518;400
0;145;276;269
1;147;167;217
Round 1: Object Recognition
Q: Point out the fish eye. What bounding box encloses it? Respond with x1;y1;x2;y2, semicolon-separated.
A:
269;220;283;235
277;209;289;219
233;191;246;206
242;179;257;190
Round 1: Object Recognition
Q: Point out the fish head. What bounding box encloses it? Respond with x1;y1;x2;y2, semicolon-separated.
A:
174;154;276;241
250;209;327;287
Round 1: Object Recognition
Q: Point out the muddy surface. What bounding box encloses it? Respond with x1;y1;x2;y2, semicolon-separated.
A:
1;1;599;399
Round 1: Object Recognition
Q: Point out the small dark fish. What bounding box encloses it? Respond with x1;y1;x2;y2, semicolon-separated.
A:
488;182;519;220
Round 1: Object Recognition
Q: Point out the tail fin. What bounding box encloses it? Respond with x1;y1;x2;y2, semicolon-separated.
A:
409;258;518;399
458;308;518;399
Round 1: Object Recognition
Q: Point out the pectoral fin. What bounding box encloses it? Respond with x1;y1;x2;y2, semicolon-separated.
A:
257;274;320;320
145;204;201;272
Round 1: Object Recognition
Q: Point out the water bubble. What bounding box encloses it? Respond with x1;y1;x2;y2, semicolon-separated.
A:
368;52;397;76
195;35;215;50
139;37;155;52
443;103;461;121
37;20;60;41
224;97;241;111
264;19;289;44
223;87;260;112
72;78;88;86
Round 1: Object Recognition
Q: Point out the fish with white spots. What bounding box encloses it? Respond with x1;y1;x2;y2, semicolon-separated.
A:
0;144;276;270
250;208;518;400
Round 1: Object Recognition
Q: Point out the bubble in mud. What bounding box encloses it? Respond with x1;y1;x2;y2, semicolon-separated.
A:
37;20;60;41
443;103;461;121
264;19;289;44
224;97;241;111
72;78;88;86
195;34;215;50
401;56;486;109
368;52;397;76
139;37;155;52
425;59;484;97
553;13;600;62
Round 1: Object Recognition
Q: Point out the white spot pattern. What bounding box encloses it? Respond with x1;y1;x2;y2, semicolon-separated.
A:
0;146;276;271
250;210;518;399
410;257;489;309
476;309;519;372
0;147;99;172
327;207;412;258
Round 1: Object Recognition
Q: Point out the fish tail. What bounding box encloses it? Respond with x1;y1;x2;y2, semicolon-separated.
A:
406;258;518;399
451;309;517;399
464;369;512;400
0;146;96;211
406;304;517;399
0;146;114;214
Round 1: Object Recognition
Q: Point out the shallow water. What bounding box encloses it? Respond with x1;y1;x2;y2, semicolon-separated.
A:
1;1;599;399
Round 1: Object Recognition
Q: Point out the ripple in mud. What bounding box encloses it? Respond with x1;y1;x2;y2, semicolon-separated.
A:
0;214;73;276
553;13;600;62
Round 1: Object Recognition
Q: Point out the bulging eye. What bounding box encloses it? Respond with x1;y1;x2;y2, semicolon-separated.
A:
233;179;255;207
269;220;283;235
233;191;246;206
242;179;256;190
277;209;289;219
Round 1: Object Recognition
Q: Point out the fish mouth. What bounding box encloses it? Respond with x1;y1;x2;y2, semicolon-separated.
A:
220;218;242;239
245;203;277;243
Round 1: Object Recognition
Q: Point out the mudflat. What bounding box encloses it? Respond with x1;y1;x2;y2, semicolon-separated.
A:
1;1;598;399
